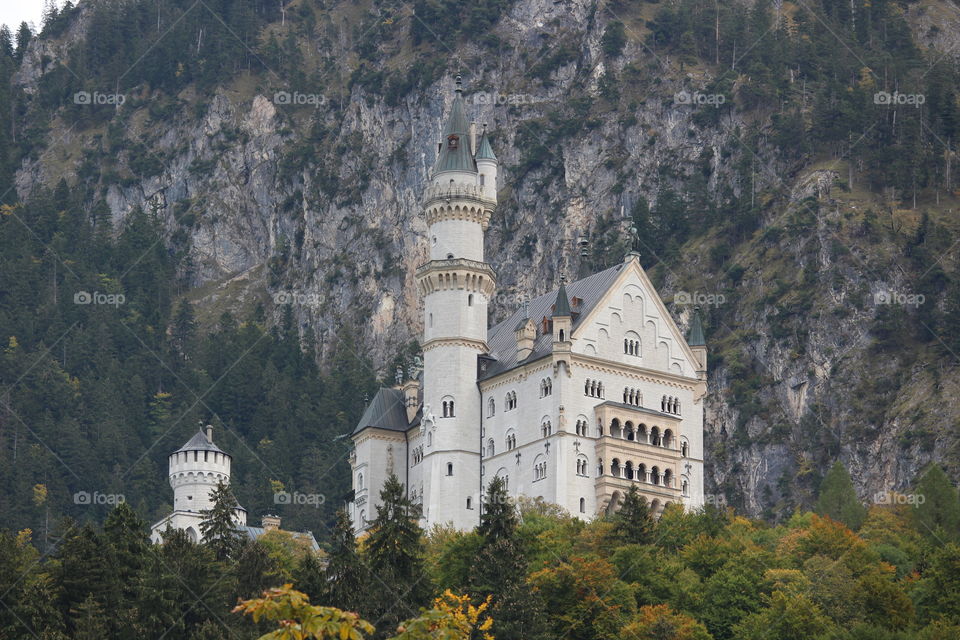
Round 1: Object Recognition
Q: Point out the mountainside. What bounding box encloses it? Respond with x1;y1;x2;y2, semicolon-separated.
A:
2;0;960;533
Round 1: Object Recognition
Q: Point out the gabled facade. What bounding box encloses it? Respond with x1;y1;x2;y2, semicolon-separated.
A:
348;78;706;533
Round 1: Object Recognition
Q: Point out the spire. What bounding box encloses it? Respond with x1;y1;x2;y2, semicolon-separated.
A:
475;125;497;162
433;75;477;175
553;276;572;317
688;307;705;346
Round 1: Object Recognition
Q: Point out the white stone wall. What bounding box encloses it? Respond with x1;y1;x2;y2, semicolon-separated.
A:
429;219;484;261
476;262;705;518
424;287;489;345
169;450;231;513
351;429;408;532
421;341;485;530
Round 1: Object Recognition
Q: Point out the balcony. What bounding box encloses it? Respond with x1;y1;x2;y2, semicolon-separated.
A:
593;401;684;515
422;183;496;208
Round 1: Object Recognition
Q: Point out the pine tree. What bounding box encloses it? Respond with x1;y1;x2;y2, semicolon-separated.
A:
815;461;867;530
103;502;149;606
613;485;655;542
913;464;960;543
234;540;278;599
470;476;549;640
200;480;242;560
364;474;431;636
318;510;367;613
477;475;517;540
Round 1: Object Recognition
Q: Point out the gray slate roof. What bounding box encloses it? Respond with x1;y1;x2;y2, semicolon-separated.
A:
433;85;477;174
553;282;572;317
175;430;225;454
480;262;625;380
475;131;497;161
352;387;410;435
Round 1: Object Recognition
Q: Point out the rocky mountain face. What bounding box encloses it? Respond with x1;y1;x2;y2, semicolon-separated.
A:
8;0;960;518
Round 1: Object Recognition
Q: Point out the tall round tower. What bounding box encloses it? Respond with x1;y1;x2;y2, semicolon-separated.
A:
168;426;241;522
415;76;498;529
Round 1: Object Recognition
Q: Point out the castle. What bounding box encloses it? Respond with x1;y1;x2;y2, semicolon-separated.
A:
151;426;318;550
348;78;707;533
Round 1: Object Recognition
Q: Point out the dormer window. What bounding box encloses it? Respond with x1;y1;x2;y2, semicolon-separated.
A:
448;134;459;149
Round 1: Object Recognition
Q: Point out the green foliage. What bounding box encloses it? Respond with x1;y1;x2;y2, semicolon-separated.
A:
200;480;242;560
911;465;960;543
815;461;868;530
364;474;433;637
610;486;654;543
601;21;627;58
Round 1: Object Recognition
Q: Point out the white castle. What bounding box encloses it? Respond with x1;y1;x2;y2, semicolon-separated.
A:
151;426;318;550
348;77;708;533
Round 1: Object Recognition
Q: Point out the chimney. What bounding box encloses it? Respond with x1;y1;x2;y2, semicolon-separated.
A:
515;319;535;361
262;515;281;532
206;425;213;443
469;121;477;155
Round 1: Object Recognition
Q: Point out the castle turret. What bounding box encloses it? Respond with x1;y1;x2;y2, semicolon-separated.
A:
415;76;497;529
475;126;498;203
551;278;572;345
151;426;247;544
168;427;234;515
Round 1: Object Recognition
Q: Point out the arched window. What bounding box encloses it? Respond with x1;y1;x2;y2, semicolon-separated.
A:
681;440;688;457
663;469;673;487
533;455;546;481
610;419;622;439
682;477;689;496
468;294;474;307
650;426;661;447
611;458;621;477
447;463;454;476
466;496;473;509
427;431;433;446
559;329;565;341
487;439;495;457
637;463;647;482
663;429;674;449
357;473;364;490
651;466;661;485
580;497;586;513
625;461;634;480
442;397;455;418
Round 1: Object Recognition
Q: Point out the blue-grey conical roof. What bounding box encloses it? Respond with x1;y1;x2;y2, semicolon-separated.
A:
175;429;225;454
475;131;497;161
552;282;572;317
433;77;477;175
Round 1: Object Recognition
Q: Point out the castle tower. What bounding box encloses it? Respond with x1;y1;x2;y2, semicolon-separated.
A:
151;426;247;543
169;426;232;513
415;76;498;529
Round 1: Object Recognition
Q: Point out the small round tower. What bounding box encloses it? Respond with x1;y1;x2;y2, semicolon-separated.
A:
169;426;231;514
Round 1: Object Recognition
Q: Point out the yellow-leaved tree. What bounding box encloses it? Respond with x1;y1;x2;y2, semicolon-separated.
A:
234;585;493;640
